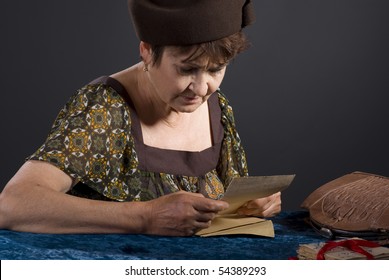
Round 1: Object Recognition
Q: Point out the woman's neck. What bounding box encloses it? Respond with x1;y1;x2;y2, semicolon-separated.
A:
111;64;212;151
111;63;184;126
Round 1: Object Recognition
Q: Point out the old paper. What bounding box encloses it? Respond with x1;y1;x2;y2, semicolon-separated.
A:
297;239;389;260
196;214;274;237
197;175;295;237
219;175;295;215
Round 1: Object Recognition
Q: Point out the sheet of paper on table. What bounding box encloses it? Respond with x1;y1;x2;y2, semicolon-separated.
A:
196;214;275;237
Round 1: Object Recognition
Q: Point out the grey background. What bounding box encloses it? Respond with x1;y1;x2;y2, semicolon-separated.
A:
1;0;388;210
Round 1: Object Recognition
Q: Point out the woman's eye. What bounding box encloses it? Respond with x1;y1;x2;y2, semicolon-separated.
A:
178;65;225;75
179;68;196;75
209;67;223;73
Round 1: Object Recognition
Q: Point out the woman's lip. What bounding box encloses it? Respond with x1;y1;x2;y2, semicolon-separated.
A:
182;95;199;100
181;95;201;104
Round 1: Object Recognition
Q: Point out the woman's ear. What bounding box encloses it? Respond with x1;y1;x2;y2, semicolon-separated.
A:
139;41;153;64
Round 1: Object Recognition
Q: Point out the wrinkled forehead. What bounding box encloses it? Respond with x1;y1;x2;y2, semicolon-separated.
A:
165;45;228;67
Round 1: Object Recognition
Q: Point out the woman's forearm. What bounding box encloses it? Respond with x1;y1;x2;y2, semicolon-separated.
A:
0;161;228;236
0;182;149;234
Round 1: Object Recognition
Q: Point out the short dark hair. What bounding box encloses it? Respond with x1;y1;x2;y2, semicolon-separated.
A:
150;31;250;67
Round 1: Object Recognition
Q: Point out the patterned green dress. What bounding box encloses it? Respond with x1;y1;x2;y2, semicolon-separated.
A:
28;76;248;201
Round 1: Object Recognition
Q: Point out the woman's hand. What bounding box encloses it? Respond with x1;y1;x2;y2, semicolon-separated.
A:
144;191;229;236
237;192;281;218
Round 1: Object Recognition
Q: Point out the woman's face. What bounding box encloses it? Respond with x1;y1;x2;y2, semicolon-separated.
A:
145;45;227;113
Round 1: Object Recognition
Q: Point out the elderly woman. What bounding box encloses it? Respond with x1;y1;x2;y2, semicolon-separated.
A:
0;0;281;236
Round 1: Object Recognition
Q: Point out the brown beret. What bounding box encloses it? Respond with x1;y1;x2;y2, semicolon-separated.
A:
128;0;255;45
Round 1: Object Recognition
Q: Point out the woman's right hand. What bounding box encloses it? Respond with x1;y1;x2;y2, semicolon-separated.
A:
144;191;229;236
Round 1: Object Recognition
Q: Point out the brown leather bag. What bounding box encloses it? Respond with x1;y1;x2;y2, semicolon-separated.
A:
301;172;389;243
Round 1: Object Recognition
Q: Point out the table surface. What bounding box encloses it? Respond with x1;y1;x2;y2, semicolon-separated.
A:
0;211;327;260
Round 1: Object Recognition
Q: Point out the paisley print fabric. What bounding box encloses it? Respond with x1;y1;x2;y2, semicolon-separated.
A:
27;76;248;201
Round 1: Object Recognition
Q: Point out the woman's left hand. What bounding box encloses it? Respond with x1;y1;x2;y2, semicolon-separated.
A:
237;192;281;218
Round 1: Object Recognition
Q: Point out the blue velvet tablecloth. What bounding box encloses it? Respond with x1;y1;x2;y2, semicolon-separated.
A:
0;211;327;260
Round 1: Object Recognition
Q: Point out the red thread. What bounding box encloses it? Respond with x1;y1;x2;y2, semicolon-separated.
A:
317;239;380;260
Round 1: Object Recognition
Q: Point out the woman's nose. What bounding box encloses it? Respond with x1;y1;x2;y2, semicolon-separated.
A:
189;74;209;97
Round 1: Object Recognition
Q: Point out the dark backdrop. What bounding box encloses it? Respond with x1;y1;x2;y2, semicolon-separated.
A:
1;0;388;210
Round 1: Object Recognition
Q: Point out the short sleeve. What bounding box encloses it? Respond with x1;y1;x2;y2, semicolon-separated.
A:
27;83;138;201
216;91;249;187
